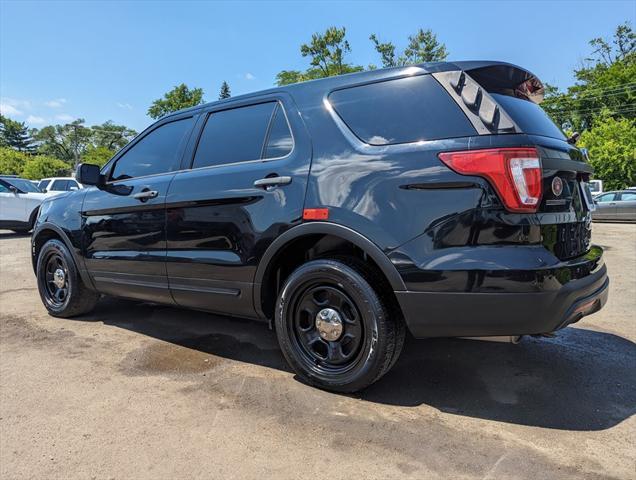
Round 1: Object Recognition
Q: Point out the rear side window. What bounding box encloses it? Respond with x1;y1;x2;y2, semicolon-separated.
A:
328;75;475;145
492;94;565;140
264;104;293;159
51;180;69;191
620;192;636;201
110;117;194;181
193;102;277;169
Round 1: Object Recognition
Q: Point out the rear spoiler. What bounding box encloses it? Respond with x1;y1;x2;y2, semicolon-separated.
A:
448;61;545;104
430;61;545;135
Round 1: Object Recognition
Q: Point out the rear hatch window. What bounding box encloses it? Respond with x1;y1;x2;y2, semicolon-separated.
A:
492;93;565;140
329;75;476;145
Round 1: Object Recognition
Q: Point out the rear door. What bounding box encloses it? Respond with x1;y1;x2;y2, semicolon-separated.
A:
594;193;618;220
616;191;636;221
82;114;196;303
165;95;311;318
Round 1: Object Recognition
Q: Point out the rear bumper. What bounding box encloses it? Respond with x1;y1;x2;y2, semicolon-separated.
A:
394;248;609;338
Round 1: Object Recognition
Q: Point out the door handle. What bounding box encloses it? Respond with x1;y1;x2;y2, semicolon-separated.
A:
253;176;292;188
608;202;616;205
133;189;158;202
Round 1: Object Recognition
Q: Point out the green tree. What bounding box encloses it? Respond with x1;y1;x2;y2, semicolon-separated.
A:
0;146;27;175
91;121;136;151
82;146;114;168
219;81;231;99
579;113;636;190
21;155;70;180
148;84;204;119
33;119;92;167
276;27;364;86
542;22;635;131
370;28;448;68
0;115;36;153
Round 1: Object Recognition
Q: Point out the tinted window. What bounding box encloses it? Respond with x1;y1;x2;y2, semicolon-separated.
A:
51;180;69;191
596;193;616;202
38;179;50;190
193;102;276;169
329;75;475;145
264;104;293;159
6;178;40;193
620;192;636;201
111;117;193;181
492;94;565;140
0;183;9;193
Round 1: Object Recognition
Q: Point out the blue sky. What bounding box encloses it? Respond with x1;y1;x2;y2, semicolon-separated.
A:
1;0;634;132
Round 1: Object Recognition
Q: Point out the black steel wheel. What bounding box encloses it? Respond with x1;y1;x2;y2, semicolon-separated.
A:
275;258;403;393
41;249;70;309
36;239;99;317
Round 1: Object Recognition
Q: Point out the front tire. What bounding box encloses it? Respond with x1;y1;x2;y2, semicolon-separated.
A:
275;258;403;393
36;239;99;317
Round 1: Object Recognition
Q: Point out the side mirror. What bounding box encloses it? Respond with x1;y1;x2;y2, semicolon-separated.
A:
76;163;102;186
69;186;78;191
9;185;20;194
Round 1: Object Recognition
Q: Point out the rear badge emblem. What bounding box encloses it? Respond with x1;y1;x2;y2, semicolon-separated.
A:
551;177;563;197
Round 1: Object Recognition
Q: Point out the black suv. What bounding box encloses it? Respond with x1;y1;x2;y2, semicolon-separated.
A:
32;61;609;392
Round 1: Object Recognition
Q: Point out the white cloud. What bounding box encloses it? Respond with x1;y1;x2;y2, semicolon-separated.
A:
245;72;255;80
44;98;67;108
56;113;74;122
26;115;46;125
0;103;23;116
116;102;133;110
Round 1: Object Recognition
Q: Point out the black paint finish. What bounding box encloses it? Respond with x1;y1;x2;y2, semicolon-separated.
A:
32;61;608;338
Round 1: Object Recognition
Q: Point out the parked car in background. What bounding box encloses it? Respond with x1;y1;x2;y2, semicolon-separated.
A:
0;175;47;233
31;61;608;392
37;177;83;195
593;190;636;222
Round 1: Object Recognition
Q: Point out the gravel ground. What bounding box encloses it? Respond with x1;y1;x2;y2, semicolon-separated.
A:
0;223;634;479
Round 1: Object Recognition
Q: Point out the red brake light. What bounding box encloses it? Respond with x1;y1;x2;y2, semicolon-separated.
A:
439;148;542;213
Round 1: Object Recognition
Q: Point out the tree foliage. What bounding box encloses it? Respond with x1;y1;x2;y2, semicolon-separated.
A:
33;119;93;167
0;115;36;153
82;145;114;168
91;121;136;150
21;155;70;180
542;22;635;131
148;83;204;119
219;81;231;99
579;113;636;190
0;147;26;175
0;146;70;179
276;27;363;86
370;28;448;68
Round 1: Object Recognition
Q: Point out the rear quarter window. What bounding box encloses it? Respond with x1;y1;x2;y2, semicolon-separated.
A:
328;75;476;145
492;94;565;140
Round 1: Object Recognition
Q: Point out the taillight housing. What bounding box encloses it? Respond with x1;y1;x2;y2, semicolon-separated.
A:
439;148;543;213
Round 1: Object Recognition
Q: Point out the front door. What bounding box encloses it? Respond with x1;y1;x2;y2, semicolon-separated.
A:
82;115;196;303
165;97;311;317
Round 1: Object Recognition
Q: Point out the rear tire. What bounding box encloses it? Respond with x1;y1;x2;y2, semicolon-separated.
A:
36;239;99;317
275;258;404;393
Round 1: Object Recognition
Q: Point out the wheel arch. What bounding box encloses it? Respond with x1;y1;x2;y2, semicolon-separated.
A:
32;223;96;291
253;222;406;320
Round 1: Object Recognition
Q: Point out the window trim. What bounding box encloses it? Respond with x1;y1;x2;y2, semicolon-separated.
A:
102;114;197;185
188;99;295;172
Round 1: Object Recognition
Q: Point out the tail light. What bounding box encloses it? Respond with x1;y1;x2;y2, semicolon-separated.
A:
439;148;542;213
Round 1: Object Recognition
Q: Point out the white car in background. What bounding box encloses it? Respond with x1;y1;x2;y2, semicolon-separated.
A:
37;177;83;195
0;176;47;233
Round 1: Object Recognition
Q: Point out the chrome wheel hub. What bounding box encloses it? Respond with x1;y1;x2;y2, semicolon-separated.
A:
315;308;343;341
53;268;66;289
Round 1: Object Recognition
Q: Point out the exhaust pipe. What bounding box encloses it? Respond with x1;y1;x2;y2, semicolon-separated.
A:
460;335;522;344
